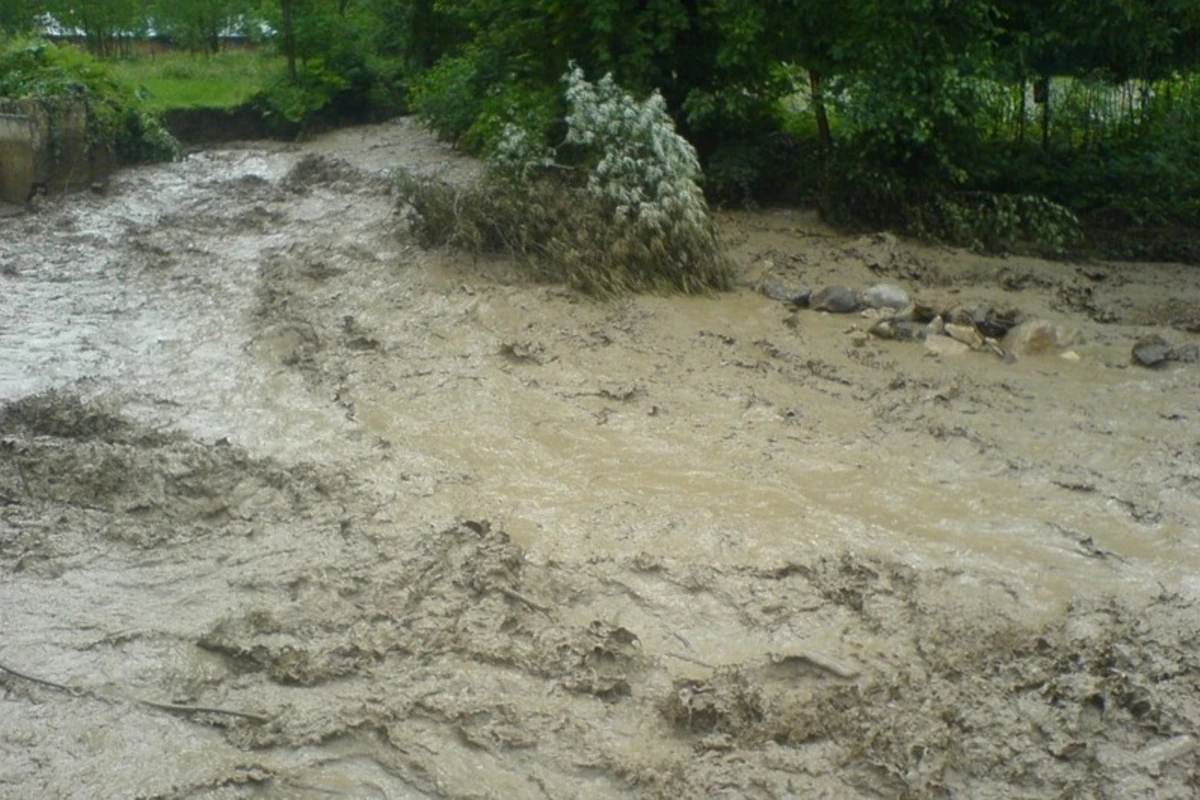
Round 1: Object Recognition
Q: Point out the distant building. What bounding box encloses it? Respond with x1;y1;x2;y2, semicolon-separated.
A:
38;14;263;56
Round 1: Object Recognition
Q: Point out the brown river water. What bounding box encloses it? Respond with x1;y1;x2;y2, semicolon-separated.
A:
1;118;1198;798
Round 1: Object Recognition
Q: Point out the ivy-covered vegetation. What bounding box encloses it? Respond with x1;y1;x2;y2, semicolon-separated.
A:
0;36;178;163
4;1;1199;258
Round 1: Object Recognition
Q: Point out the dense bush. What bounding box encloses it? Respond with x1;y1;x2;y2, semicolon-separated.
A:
253;53;407;130
255;58;350;125
252;0;409;130
8;0;1197;257
0;0;37;35
408;50;488;144
908;193;1082;255
399;0;1199;258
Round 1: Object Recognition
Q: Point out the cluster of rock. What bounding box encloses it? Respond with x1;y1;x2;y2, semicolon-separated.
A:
760;278;1086;362
1131;335;1199;368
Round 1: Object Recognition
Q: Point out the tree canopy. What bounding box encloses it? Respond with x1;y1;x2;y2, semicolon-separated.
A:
7;0;1200;253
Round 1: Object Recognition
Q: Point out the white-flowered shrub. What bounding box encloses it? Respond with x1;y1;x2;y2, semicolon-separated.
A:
398;67;731;295
490;123;555;183
562;66;713;246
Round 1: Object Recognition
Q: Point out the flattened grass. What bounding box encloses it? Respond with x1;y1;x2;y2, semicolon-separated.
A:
109;50;280;111
396;169;733;296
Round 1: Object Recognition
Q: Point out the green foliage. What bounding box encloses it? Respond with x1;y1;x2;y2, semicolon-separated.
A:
256;59;350;124
409;50;486;143
147;0;246;54
1;36;111;97
963;69;1200;256
41;0;146;56
401;0;1199;256
467;81;560;154
361;53;409;118
252;0;410;127
0;0;38;35
0;37;179;163
368;0;464;71
703;132;816;208
118;102;181;162
16;0;1200;256
406;0;704;152
908;193;1082;254
399;68;731;295
702;142;763;208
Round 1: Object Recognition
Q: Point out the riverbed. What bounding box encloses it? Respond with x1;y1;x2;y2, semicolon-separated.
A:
1;118;1198;799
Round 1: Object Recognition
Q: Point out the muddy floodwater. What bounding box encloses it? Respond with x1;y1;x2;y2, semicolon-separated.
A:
2;118;1199;799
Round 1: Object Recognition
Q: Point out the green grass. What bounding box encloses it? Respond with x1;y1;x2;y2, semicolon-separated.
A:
109;51;281;111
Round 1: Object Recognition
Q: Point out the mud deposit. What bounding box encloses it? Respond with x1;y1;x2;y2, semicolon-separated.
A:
2;117;1199;798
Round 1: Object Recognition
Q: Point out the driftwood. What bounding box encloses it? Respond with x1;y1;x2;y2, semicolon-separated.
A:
0;660;270;724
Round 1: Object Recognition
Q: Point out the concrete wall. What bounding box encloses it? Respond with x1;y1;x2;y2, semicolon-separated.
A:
0;113;36;204
0;99;111;205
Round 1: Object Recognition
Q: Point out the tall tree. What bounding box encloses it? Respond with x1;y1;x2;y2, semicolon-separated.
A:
43;0;146;56
151;0;246;53
0;0;38;35
280;0;296;77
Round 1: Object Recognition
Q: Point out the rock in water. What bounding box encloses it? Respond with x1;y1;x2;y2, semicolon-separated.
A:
1132;335;1172;367
1169;343;1200;364
1003;319;1081;356
924;336;971;357
946;306;986;328
977;306;1022;339
870;319;926;342
1004;320;1058;355
811;285;859;313
908;301;940;323
945;323;985;350
859;283;910;311
759;279;810;306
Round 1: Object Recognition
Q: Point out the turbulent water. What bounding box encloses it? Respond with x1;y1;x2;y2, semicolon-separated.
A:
1;118;1198;799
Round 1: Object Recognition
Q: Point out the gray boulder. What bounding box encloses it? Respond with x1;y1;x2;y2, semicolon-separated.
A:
859;283;910;311
759;279;811;307
811;285;859;314
1132;335;1172;367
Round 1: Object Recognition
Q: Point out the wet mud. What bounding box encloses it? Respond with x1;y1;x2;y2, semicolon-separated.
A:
2;116;1199;798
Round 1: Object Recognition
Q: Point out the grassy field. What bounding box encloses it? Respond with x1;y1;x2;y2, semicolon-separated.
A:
110;51;281;111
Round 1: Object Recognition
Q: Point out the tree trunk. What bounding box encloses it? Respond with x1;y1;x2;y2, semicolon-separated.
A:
1017;79;1027;144
808;69;832;155
1035;75;1051;151
281;0;297;80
